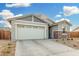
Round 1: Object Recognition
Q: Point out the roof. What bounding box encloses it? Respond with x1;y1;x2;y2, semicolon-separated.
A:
34;14;55;24
7;14;56;26
56;18;72;26
72;26;79;31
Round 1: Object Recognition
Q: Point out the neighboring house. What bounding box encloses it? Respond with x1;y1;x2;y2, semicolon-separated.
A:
52;18;72;39
53;18;72;32
7;14;71;40
72;27;79;32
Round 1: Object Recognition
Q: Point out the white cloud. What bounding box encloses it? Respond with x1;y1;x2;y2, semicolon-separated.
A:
0;20;4;23
0;10;14;19
0;20;11;28
64;6;79;16
6;3;31;7
0;9;23;19
14;14;23;17
55;14;62;18
0;9;23;28
56;18;70;23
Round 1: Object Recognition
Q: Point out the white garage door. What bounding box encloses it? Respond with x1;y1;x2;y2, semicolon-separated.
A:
16;24;46;40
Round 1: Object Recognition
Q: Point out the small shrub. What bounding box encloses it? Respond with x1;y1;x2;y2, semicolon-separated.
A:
62;39;64;41
73;44;77;47
63;42;65;44
67;38;70;40
56;40;58;42
7;43;11;46
7;46;11;48
71;38;73;40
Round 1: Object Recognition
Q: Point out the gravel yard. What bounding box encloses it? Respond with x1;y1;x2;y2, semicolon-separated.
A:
0;40;16;56
54;38;79;49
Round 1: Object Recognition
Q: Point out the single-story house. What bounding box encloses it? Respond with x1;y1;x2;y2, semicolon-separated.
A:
7;14;72;40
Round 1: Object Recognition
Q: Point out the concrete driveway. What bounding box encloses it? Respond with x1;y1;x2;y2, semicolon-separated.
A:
15;39;79;56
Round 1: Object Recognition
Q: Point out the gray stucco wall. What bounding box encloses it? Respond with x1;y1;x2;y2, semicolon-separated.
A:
52;26;58;31
15;15;45;23
16;16;32;21
34;16;45;23
58;22;70;32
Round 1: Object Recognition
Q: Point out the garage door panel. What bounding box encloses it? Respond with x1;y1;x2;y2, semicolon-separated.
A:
32;26;45;39
16;24;46;40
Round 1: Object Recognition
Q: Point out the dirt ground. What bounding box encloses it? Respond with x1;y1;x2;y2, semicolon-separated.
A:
0;40;16;56
54;38;79;49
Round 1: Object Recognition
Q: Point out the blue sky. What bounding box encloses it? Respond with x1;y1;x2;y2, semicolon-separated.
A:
0;3;79;27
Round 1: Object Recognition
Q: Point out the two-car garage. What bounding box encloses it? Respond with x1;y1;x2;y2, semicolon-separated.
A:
16;24;47;40
11;20;48;40
8;15;54;40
